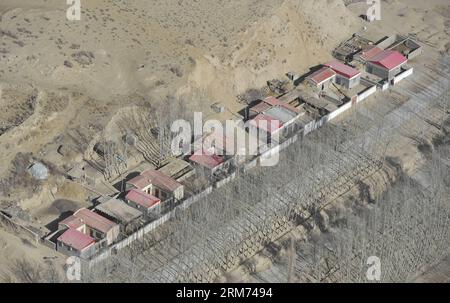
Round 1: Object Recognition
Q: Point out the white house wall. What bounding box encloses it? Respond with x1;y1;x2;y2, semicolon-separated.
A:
393;67;414;85
328;100;353;121
357;85;377;103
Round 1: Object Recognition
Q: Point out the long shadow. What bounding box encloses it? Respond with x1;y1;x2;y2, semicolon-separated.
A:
112;171;141;193
45;210;74;233
292;64;325;86
238;99;268;120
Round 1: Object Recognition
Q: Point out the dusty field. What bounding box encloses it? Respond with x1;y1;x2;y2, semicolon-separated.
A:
0;0;449;281
0;0;359;275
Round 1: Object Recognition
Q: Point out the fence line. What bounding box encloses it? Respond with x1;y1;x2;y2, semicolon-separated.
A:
88;66;428;267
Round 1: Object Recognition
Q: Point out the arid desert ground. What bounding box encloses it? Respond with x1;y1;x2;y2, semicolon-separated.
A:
0;0;449;282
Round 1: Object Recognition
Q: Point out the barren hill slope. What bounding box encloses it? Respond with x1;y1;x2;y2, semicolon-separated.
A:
187;0;360;109
0;0;358;180
0;0;448;281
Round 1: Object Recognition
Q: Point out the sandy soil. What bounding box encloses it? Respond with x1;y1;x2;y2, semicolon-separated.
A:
0;227;65;282
0;0;449;280
0;0;358;244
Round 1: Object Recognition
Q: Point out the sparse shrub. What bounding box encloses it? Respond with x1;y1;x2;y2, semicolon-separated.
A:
64;60;73;68
169;65;183;77
71;51;95;66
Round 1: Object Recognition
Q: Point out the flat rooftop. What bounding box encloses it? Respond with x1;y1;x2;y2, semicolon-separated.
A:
299;91;338;112
158;158;193;181
278;88;303;104
95;198;142;224
264;106;298;123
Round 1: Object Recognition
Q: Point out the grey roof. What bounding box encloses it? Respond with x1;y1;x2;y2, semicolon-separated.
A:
28;162;49;180
95;198;142;224
301;95;337;111
264;106;297;124
158;158;193;180
297;115;315;127
278;88;302;103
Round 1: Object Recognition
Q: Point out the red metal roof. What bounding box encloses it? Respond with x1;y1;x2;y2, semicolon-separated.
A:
189;150;225;170
307;67;336;85
250;114;283;134
57;228;95;251
59;215;84;229
125;189;160;209
324;61;361;79
141;169;183;192
73;208;118;234
126;174;152;190
127;169;183;192
360;45;384;61
369;50;407;70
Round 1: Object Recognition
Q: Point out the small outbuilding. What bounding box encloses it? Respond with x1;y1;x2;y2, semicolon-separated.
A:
158;158;195;182
125;189;161;219
306;67;336;91
324;61;361;89
57;228;96;258
189;149;228;176
248;96;301;119
28;162;49;180
94;197;142;232
126;169;184;202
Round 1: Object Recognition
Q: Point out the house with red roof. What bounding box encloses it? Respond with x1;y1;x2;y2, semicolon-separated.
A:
59;208;120;246
306;67;336;91
56;228;96;258
94;196;143;233
125;189;161;218
189;149;228;175
366;49;408;80
324;61;362;89
125;169;184;202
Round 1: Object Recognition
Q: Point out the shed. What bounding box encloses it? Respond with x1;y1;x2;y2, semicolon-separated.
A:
57;228;95;258
249;96;301;118
189;150;227;175
324;61;361;89
28;162;49;180
125;189;161;218
306;67;336;90
158;158;195;181
95;198;142;225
